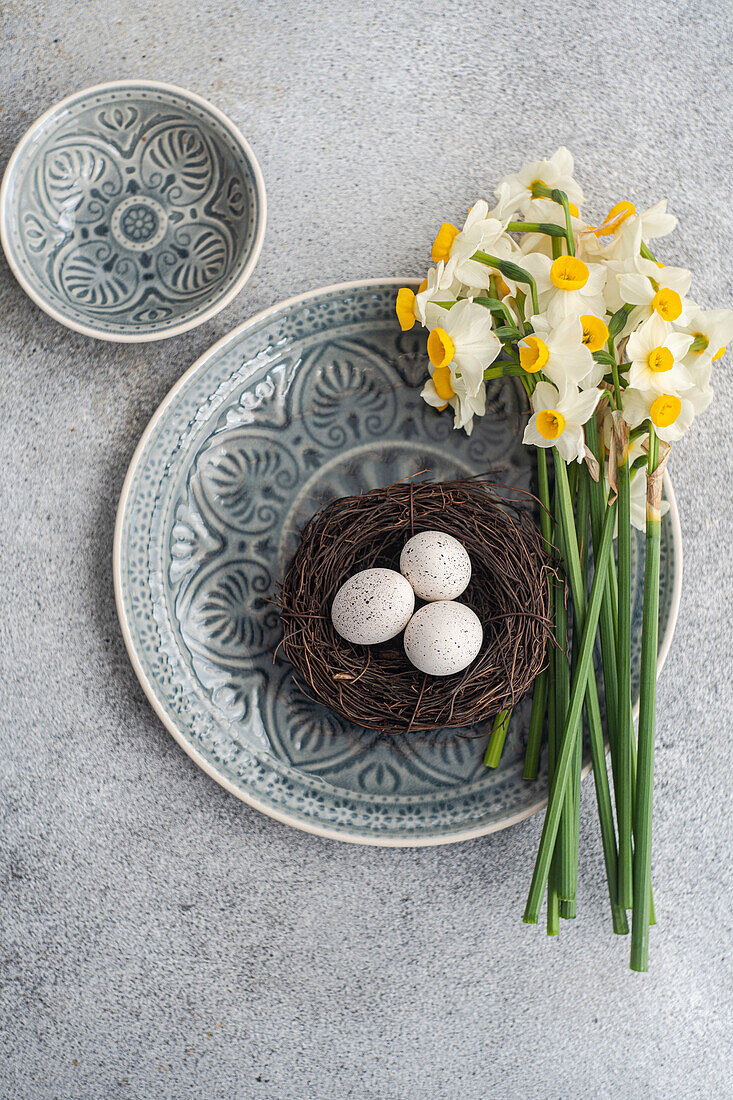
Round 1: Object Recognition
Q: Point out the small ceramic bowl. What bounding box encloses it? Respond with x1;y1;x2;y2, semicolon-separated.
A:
0;81;266;341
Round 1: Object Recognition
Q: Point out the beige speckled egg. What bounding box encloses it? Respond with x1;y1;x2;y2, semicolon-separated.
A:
403;600;483;676
331;568;415;645
400;530;472;602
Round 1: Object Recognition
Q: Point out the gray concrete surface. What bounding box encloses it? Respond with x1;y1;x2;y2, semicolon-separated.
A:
1;2;732;1097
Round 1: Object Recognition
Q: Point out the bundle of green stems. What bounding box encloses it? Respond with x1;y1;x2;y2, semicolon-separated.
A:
477;193;663;971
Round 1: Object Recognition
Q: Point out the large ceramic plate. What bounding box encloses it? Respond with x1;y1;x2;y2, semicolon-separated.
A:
114;279;682;845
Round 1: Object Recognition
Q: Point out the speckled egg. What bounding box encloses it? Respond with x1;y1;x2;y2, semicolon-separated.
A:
331;568;416;645
400;530;472;602
403;600;483;676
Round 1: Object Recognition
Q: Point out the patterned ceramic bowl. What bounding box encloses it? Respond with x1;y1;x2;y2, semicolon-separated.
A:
0;81;266;341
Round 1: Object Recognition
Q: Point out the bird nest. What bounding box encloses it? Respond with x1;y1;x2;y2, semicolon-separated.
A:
277;478;555;734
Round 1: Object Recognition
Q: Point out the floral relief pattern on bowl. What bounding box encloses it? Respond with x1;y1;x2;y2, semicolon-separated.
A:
0;81;266;341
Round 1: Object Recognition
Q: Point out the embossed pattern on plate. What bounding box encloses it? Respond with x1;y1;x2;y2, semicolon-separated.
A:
114;281;682;844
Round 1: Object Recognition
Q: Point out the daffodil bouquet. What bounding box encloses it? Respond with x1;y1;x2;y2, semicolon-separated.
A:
396;148;732;971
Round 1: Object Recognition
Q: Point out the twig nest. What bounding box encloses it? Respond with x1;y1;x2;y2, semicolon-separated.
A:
278;478;555;734
399;530;472;601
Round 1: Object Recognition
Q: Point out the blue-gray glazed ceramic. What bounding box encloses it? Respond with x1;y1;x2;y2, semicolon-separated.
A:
114;280;682;845
0;81;266;341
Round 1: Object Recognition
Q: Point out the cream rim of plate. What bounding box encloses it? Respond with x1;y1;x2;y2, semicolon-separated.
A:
113;277;684;847
0;79;267;343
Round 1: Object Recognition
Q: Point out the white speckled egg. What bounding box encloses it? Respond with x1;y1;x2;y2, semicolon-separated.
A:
403;600;483;676
400;530;472;602
331;568;415;645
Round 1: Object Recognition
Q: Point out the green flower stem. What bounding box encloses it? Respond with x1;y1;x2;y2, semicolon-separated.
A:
529;184;575;254
484;709;512;768
547;888;560;936
606;555;658;927
535;445;553;546
523;447;552;780
640;240;657;263
523;673;547;781
555;191;576;255
630;429;661;971
483;364;526;380
567;474;592;908
506;220;567;238
604;527;657;928
608;338;624;408
554;489;576;908
472;295;518;329
577;472;590;580
630;697;656;926
616;451;634;910
584;415;622;805
546;580;560;936
471;251;540;316
524;459;627;933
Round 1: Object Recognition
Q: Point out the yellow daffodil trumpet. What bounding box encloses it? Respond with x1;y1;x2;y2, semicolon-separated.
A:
580;315;609;352
536;408;565;440
431;222;460;263
652;286;682;321
550;255;589;291
395;288;417;331
646;346;674;373
431;365;455;401
650;393;682;428
427;327;455;369
519;335;550;373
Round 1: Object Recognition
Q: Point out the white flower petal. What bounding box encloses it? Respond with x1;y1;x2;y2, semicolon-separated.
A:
621;387;652;428
531;380;561;413
562;386;603;425
420;379;445;409
555;422;585;463
666;331;694;359
619;273;654;306
453;350;487;396
523;415;553;450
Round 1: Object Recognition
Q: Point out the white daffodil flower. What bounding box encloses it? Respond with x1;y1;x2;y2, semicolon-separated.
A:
523;379;603;463
425;298;502;397
421;372;487;436
416;262;462;325
495;147;583;217
625;312;694;395
523;314;602;393
488;180;521;224
579;199;677;263
612;201;677;259
430;201;517;291
681;304;733;371
614;257;692;328
395;262;463;333
622;386;702;444
520;252;607;326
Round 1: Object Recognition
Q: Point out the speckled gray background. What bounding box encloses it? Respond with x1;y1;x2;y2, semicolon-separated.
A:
1;2;732;1097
